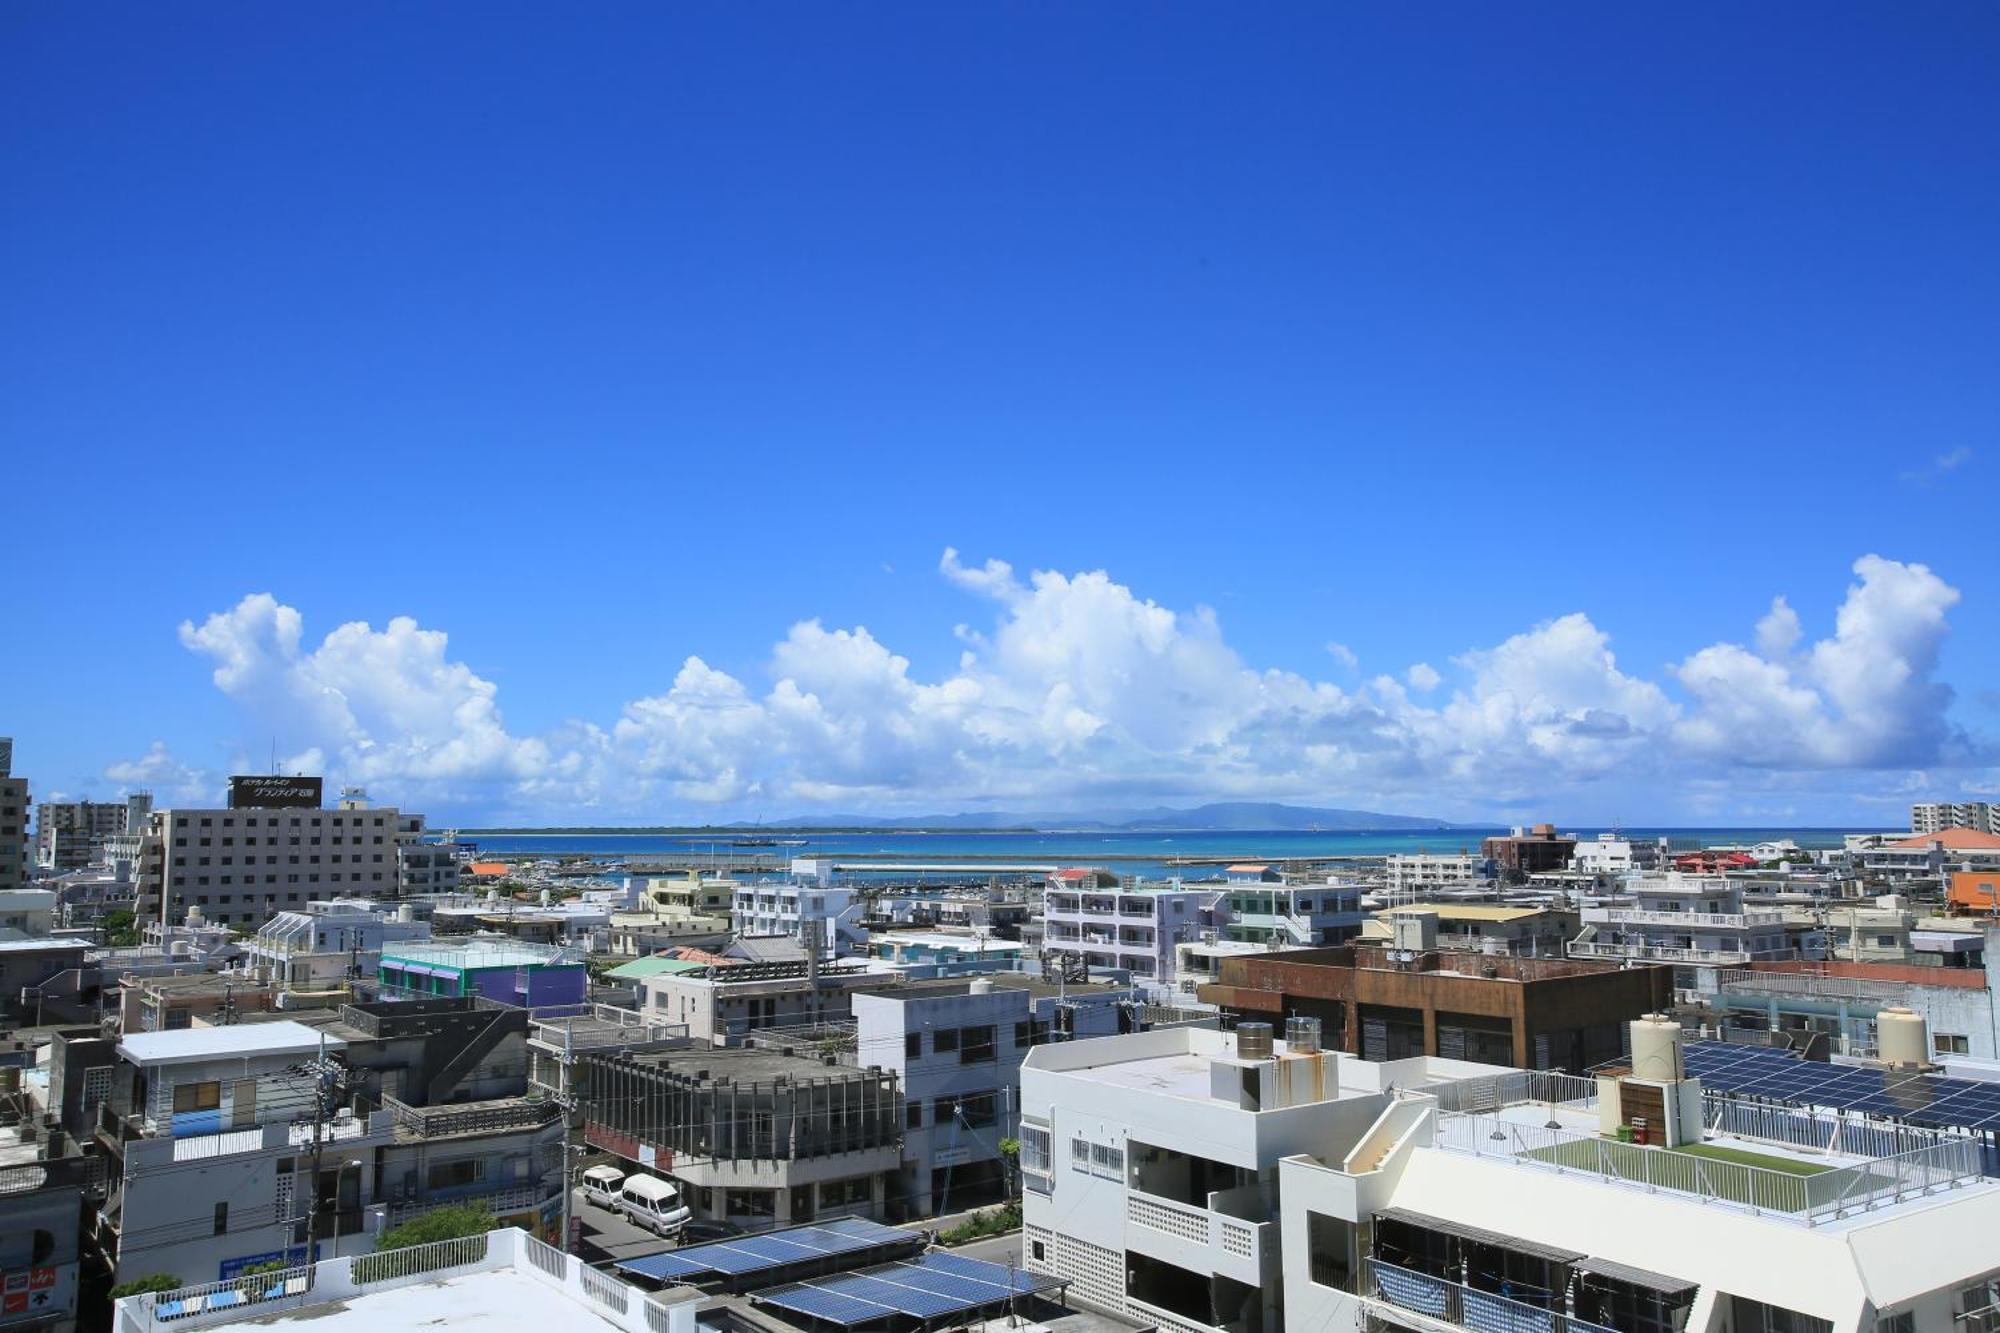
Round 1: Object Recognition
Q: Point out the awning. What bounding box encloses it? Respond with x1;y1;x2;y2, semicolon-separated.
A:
1373;1208;1583;1265
1571;1255;1700;1297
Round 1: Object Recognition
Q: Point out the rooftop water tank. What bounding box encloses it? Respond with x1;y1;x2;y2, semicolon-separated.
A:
1285;1015;1322;1055
1237;1022;1274;1061
1630;1013;1684;1082
1878;1006;1930;1068
969;976;994;995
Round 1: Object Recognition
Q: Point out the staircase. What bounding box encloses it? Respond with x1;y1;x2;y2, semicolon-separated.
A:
426;1010;516;1105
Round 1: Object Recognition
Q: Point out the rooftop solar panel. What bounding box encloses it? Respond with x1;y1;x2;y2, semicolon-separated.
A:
755;1251;1067;1327
614;1216;926;1286
1686;1039;2000;1138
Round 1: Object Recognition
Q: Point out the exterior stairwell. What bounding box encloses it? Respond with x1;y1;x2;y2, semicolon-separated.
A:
1341;1096;1432;1175
426;1011;516;1105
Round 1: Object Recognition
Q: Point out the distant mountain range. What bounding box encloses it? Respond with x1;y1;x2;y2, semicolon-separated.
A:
750;801;1482;832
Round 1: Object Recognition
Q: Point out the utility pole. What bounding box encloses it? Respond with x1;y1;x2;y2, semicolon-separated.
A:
293;1035;350;1264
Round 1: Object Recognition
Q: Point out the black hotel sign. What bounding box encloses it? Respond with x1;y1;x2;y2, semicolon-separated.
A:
228;775;324;809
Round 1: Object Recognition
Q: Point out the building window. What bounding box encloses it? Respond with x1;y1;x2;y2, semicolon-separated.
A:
905;1032;921;1058
934;1027;959;1054
1875;1314;1913;1333
907;1102;923;1129
1727;1296;1832;1333
214;1202;228;1235
1090;1142;1123;1178
172;1081;222;1113
426;1159;486;1189
959;1025;997;1064
1935;1033;1971;1055
1072;1136;1090;1168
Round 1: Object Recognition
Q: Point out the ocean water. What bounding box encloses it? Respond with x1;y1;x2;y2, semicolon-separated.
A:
449;826;1853;880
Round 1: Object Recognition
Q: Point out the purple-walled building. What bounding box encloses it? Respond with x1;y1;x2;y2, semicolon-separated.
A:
377;938;588;1008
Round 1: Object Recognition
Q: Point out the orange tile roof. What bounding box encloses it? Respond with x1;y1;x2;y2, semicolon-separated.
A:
468;861;511;877
1948;870;2000;916
1890;829;2000;851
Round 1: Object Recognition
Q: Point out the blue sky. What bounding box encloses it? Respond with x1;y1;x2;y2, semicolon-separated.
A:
4;4;1995;825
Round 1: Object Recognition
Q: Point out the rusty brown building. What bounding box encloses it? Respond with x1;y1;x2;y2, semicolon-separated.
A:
1198;944;1671;1071
1481;822;1578;882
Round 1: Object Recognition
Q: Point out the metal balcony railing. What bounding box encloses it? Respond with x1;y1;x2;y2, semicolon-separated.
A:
1366;1259;1617;1333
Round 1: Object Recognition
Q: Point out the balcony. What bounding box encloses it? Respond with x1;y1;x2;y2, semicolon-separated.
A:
1584;906;1784;930
383;1095;561;1140
1366;1259;1616;1333
1567;940;1785;966
1124;1189;1271;1286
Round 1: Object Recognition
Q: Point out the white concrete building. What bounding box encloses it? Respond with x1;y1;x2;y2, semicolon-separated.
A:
1570;872;1798;969
1914;800;2000;836
730;879;865;954
1043;884;1223;981
0;888;57;939
238;900;433;993
851;973;1127;1219
1023;1019;2000;1333
1019;1020;1495;1333
1382;852;1494;903
1220;878;1365;947
112;1227;700;1333
1570;831;1669;877
35;795;149;872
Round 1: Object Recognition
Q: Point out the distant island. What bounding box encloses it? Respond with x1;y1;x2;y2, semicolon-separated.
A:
458;801;1489;835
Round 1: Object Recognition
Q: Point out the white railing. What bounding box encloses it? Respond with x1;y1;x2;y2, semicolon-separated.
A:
1586;907;1785;929
1568;941;1789;965
115;1228;699;1333
1429;1070;1598;1116
1433;1111;1985;1225
1128;1192;1210;1244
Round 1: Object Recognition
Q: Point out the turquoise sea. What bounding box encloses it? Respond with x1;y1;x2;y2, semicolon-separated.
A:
446;826;1857;880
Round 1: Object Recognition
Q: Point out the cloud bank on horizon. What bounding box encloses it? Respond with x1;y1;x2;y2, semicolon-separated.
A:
107;550;1986;824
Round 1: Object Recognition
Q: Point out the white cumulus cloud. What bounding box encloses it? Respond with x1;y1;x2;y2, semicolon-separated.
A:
149;553;1976;820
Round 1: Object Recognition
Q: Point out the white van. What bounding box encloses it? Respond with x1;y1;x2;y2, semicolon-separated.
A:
580;1165;626;1212
617;1174;692;1239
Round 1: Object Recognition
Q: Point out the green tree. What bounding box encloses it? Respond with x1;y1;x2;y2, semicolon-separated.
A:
108;1274;183;1299
373;1204;496;1252
103;909;140;947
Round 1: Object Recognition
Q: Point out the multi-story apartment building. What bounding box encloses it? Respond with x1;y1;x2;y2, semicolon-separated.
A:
34;794;150;872
639;958;879;1045
1043;883;1224;982
729;880;865;954
1381;851;1494;903
1221;877;1365;947
850;973;1131;1220
1481;823;1577;883
133;781;447;928
1569;872;1801;970
1025;1018;2000;1333
94;1011;567;1284
580;1045;904;1229
1569;831;1669;877
1914;800;2000;836
0;740;27;895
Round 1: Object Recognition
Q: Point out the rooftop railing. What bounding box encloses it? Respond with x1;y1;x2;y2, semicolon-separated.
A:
1433;1108;1985;1225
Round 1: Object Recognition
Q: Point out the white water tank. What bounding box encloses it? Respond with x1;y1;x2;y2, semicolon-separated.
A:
1878;1007;1930;1068
1630;1014;1685;1081
969;976;994;995
397;903;416;923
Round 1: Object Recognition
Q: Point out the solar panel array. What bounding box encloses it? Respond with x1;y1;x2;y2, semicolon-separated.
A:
754;1251;1066;1328
1685;1040;2000;1131
616;1216;920;1284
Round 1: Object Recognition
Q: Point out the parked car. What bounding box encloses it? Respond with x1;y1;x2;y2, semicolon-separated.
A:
617;1174;693;1239
580;1164;626;1211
